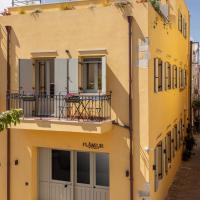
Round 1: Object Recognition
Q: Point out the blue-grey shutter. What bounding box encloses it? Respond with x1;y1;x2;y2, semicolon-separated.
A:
54;59;68;95
68;58;79;93
19;59;33;94
101;56;107;94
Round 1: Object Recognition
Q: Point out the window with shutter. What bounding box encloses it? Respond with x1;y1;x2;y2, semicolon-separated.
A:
154;58;163;93
80;57;106;94
167;132;172;163
172;65;174;89
168;64;172;89
154;141;163;192
174;125;178;150
178;10;183;32
165;62;169;90
174;66;177;88
171;128;175;158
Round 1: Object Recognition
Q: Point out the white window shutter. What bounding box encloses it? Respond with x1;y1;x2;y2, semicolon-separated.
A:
68;58;79;93
102;56;107;94
54;59;68;95
154;58;159;93
19;59;33;94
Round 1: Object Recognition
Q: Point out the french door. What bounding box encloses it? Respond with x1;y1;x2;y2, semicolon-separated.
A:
39;149;109;200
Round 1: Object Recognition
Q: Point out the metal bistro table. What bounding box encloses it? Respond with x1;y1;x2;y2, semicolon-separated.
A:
59;94;103;121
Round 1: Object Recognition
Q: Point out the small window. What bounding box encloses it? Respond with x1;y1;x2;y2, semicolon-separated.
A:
184;22;187;38
180;119;183;143
179;68;183;88
171;129;175;158
174;125;178;150
182;18;187;38
167;132;172;163
178;10;183;32
168;64;172;89
154;141;163;192
174;66;178;88
154;58;163;92
157;142;163;180
80;57;104;93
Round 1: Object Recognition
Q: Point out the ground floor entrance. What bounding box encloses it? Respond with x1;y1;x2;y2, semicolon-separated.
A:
39;148;109;200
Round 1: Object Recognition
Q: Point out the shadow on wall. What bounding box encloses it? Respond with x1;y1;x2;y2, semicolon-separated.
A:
0;26;7;111
110;4;150;197
0;26;20;111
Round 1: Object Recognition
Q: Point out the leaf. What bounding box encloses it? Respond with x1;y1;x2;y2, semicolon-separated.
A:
0;109;23;132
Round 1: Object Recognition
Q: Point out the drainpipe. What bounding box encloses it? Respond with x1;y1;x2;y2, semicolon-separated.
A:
5;25;11;200
127;16;134;200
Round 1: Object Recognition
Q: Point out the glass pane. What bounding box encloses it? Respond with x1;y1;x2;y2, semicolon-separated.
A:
96;153;109;187
87;64;95;89
52;150;70;182
98;64;102;90
77;152;90;184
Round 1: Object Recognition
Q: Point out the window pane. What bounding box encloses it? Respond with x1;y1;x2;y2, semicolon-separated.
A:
158;61;162;91
77;152;90;184
52;150;70;182
98;64;102;90
96;153;109;187
87;64;95;89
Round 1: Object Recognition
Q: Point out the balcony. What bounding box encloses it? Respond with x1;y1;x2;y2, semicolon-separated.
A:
8;92;111;122
150;0;169;22
7;92;112;133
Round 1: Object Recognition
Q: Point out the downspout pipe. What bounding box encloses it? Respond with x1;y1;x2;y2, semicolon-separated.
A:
127;16;134;200
5;25;11;200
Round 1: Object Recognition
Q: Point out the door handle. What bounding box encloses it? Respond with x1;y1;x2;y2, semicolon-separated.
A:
93;186;96;189
65;184;68;188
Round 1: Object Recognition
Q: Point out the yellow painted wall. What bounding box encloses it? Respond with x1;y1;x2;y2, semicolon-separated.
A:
148;0;190;199
0;1;150;200
0;0;190;200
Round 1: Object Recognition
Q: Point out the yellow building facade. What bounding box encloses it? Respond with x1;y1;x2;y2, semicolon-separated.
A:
0;0;190;200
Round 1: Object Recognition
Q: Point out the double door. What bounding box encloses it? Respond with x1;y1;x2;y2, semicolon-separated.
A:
39;148;109;200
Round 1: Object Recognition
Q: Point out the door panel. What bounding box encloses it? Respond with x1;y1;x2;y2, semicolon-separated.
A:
50;182;73;200
75;186;93;200
39;148;50;200
94;188;109;200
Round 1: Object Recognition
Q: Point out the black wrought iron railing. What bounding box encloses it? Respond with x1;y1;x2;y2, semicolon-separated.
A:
7;92;112;122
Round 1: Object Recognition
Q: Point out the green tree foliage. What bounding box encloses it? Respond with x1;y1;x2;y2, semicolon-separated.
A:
0;109;23;132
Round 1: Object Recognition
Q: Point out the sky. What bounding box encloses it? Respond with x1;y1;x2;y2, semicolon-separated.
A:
0;0;199;41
